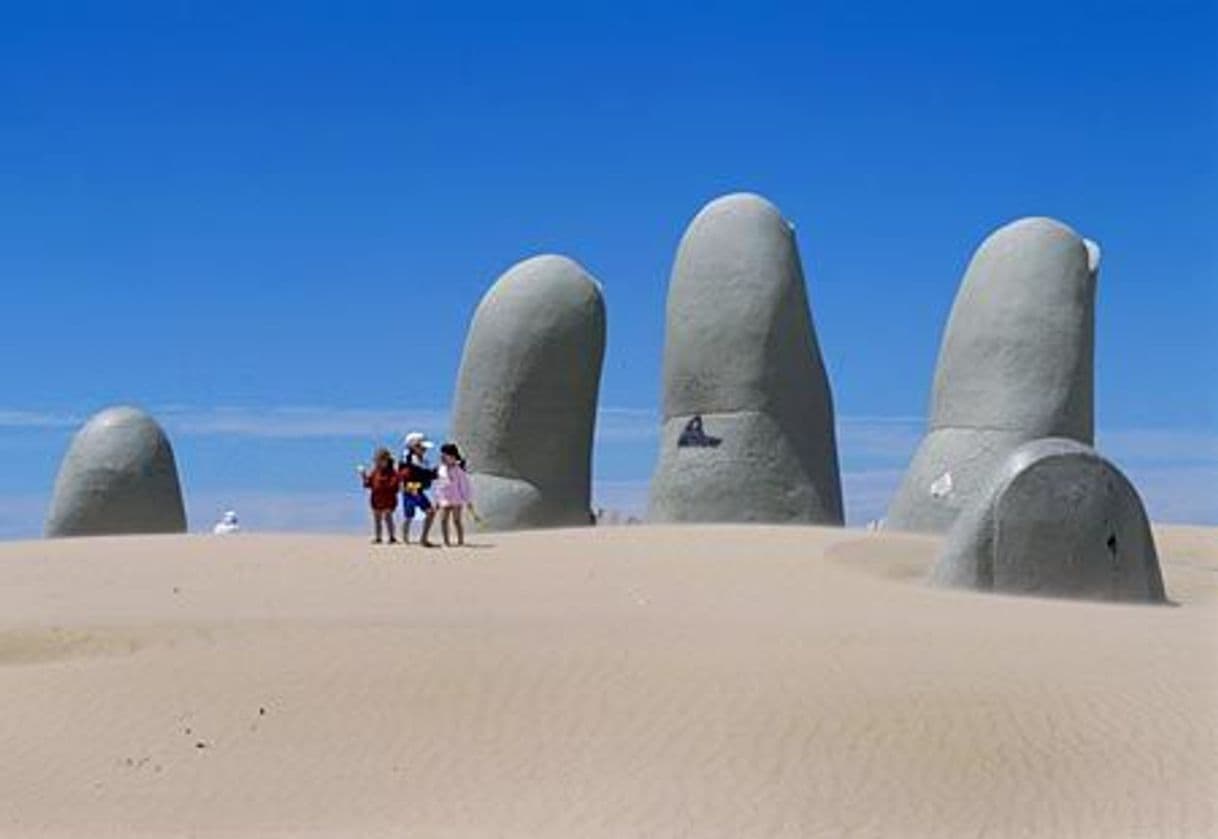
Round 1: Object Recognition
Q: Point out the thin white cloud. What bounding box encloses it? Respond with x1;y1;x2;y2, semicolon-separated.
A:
0;404;656;442
0;405;450;440
165;405;657;443
591;479;651;516
836;419;1218;466
0;410;80;429
840;415;925;425
162;406;450;439
186;489;368;533
595;408;658;443
1117;465;1218;525
1099;428;1218;464
0;494;48;541
836;416;923;459
840;468;906;526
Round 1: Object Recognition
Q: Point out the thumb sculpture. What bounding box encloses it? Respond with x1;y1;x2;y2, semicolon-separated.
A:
649;193;844;524
932;438;1167;603
886;217;1099;533
45;406;188;537
449;254;607;530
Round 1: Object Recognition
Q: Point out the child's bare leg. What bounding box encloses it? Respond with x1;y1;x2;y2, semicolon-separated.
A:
420;509;437;546
372;511;383;543
386;511;397;543
453;507;465;546
440;507;452;546
401;513;412;544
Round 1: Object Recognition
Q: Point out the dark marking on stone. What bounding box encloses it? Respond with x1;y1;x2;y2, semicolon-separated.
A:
677;415;721;448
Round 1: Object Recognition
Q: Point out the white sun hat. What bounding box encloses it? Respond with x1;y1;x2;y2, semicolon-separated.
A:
403;431;434;450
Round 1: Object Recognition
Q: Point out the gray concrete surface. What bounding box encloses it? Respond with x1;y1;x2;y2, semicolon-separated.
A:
932;438;1166;603
886;217;1098;533
449;254;606;530
649;193;843;523
45;406;188;537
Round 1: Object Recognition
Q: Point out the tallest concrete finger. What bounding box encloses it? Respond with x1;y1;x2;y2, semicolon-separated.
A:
649;193;844;523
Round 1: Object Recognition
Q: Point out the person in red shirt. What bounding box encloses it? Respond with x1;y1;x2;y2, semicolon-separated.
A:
359;447;400;544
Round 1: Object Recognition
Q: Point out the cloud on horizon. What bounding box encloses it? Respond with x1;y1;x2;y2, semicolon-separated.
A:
0;410;79;430
0;405;656;442
0;405;1213;538
2;401;1213;458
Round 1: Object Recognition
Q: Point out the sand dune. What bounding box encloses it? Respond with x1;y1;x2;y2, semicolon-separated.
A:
1;525;1215;837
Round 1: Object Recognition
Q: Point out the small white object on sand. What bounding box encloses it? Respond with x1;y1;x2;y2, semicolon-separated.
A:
213;510;241;535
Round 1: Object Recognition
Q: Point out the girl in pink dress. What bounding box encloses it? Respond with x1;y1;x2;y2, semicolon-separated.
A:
435;443;473;547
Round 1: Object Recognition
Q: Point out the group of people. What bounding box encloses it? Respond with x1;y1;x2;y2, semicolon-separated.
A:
358;431;474;547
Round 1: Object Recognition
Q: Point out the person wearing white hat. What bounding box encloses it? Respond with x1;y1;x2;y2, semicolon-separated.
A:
398;431;438;546
403;431;432;452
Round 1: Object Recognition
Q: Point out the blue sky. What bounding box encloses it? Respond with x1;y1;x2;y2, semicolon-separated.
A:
1;1;1215;536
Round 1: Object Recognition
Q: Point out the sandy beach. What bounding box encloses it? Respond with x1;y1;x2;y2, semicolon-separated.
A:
1;524;1215;838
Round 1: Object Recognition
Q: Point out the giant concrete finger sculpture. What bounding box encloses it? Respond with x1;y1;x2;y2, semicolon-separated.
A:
886;217;1099;533
649;193;844;524
450;255;606;530
932;438;1166;603
45;406;188;537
